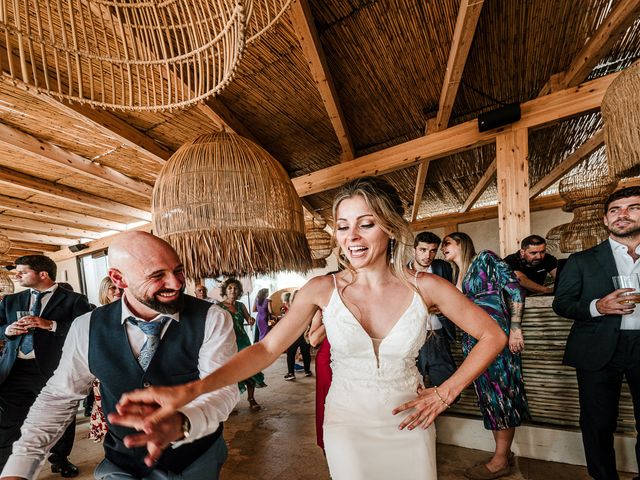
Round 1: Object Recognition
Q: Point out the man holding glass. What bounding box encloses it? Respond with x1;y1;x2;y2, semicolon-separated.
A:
0;255;91;476
554;186;640;480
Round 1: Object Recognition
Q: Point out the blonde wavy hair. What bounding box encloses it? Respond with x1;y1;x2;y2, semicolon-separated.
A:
332;176;414;286
442;232;477;283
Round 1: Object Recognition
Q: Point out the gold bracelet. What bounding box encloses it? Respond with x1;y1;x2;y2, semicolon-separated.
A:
434;386;451;409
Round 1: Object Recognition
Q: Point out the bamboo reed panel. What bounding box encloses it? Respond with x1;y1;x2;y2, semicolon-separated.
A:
153;131;311;278
447;300;636;435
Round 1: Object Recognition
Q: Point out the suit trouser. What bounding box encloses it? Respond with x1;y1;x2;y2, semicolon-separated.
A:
417;328;456;387
287;335;311;375
0;359;76;470
576;330;640;480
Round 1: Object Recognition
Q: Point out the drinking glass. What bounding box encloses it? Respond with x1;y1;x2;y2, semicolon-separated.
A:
612;275;640;305
15;310;33;331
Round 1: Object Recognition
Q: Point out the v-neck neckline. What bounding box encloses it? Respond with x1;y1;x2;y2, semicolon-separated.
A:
333;288;417;344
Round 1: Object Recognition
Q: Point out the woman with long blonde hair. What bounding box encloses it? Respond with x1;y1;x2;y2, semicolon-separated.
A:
114;176;507;480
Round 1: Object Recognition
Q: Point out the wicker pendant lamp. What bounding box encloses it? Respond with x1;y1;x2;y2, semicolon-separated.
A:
0;234;10;255
557;171;617;253
0;270;14;296
153;131;311;278
0;0;290;111
601;60;640;179
305;218;332;261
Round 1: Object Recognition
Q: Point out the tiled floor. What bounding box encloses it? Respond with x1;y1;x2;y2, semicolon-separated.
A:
38;355;636;479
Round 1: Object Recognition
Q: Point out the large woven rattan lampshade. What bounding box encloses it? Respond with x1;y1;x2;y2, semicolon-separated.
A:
0;270;14;296
153;131;312;278
601;60;640;179
0;234;10;255
0;0;290;111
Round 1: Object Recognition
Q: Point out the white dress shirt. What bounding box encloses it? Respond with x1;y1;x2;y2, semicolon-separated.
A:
589;238;640;329
2;298;240;479
17;284;59;360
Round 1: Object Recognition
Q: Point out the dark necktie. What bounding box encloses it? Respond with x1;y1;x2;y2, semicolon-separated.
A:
127;317;169;371
19;290;49;355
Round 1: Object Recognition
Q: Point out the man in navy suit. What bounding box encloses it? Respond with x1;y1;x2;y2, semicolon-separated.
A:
553;186;640;480
0;255;91;476
409;231;456;387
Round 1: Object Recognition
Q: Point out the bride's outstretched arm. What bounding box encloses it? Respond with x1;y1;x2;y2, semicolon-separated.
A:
111;277;328;427
393;275;506;430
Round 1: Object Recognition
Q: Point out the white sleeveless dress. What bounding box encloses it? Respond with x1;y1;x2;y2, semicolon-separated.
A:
322;282;437;480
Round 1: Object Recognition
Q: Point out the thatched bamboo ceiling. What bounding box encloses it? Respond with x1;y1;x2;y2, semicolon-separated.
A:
0;0;638;265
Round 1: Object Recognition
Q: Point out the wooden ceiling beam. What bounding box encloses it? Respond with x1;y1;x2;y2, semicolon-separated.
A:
0;52;172;166
539;0;640;95
460;158;497;212
7;241;59;252
530;128;605;199
8;248;46;256
0;166;151;221
2;229;77;246
0;123;152;197
0;215;102;239
0;194;128;231
290;0;355;162
410;161;430;222
435;0;485;132
292;71;619;197
562;0;640;89
411;0;484;221
413;176;640;231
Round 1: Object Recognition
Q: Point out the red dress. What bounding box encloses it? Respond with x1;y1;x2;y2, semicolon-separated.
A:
315;338;332;450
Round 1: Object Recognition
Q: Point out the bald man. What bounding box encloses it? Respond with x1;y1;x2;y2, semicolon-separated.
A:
1;232;239;480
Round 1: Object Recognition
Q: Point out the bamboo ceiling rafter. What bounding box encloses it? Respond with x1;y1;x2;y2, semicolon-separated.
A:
0;194;128;231
0;123;152;197
410;0;484;221
290;0;354;162
0;166;150;221
539;0;640;95
530;128;605;199
293;71;619;198
0;216;102;239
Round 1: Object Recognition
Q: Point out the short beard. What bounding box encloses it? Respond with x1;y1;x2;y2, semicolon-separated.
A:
608;225;640;238
135;289;185;314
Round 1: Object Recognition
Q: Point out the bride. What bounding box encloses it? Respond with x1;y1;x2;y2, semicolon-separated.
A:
112;176;506;479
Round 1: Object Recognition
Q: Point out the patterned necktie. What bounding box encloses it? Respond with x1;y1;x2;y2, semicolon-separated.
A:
128;317;169;371
19;290;49;355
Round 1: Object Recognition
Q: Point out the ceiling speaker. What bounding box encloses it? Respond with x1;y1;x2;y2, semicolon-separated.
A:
478;103;521;132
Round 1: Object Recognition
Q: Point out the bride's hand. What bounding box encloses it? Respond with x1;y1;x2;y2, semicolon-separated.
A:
392;385;450;430
113;381;201;430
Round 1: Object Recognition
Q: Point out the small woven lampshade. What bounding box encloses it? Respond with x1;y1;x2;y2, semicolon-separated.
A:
305;218;332;261
601;60;640;179
153;132;311;278
559;205;609;253
0;234;10;255
545;223;568;254
0;270;14;295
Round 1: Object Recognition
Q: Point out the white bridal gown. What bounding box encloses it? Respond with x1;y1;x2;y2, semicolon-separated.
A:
322;278;437;480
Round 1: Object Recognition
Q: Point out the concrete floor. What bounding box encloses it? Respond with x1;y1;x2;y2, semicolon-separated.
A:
38;355;636;479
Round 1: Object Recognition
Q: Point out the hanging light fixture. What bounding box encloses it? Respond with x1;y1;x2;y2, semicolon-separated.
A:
601;59;640;179
153;131;311;278
0;0;290;111
0;270;13;296
305;217;332;262
0;234;10;255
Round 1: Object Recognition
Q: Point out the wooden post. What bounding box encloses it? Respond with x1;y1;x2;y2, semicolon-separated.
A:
444;224;458;237
496;129;530;257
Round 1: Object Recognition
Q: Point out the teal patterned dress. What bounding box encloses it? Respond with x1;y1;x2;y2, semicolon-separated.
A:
218;301;267;393
461;250;530;430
